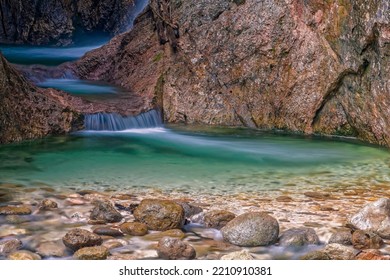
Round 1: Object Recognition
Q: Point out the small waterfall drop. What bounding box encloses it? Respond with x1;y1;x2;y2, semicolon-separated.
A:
84;109;163;131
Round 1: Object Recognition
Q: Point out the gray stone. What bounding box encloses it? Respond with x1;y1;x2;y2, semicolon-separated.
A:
279;227;320;247
157;237;196;260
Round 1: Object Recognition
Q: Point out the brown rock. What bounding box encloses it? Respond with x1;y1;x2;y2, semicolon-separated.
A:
355;250;390;260
328;228;353;245
0;206;32;215
71;0;390;148
8;250;41;260
300;251;331;260
62;228;103;251
303;192;330;200
0;239;23;256
221;212;279;246
133;199;185;231
90;200;123;223
157;237;196;260
93;227;124;237
119;222;148;236
279;227;320;247
39;199;58;210
36;242;67;258
74;246;109;260
204;210;236;229
220;250;254;260
352;230;384;250
276;196;294;202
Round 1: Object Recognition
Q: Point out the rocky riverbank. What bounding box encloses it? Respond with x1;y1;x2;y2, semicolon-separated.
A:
1;182;390;260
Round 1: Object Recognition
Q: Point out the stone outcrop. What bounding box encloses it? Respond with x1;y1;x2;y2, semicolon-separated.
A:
72;0;390;147
0;53;83;144
0;0;147;45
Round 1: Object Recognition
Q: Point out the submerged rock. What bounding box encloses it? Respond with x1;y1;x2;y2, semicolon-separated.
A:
279;227;320;247
90;200;123;223
39;199;58;210
74;246;109;260
8;250;41;260
220;250;254;260
133;199;185;231
93;227;124;237
119;222;148;236
349;198;390;239
204;210;236;229
221;212;279;246
62;228;103;251
328;228;353;245
0;206;32;215
36;242;67;258
157;237;196;260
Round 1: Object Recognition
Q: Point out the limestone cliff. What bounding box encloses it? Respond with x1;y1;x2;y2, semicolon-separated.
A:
72;0;390;146
0;0;145;45
0;53;85;143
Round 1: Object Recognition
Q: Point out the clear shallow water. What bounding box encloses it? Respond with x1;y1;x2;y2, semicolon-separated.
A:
37;79;120;96
0;126;389;194
0;44;104;66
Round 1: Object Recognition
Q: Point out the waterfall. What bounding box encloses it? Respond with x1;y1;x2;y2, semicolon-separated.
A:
84;109;163;131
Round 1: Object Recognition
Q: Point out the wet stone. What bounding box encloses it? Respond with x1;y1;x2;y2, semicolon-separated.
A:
355;250;390;260
300;251;331;260
220;250;254;260
93;227;124;237
328;228;353;245
204;210;236;229
279;227;320;247
304;192;330;200
157;237;196;260
63;228;103;251
0;206;32;215
74;246;109;260
352;230;384;250
90;200;123;223
119;222;148;236
8;250;41;260
276;196;294;202
36;242;67;258
0;239;23;256
39;199;58;210
175;201;203;218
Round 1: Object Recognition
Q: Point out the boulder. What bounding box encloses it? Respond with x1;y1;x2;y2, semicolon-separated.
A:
279;227;320;247
74;246;109;260
62;228;103;251
133;199;185;231
204;210;236;229
349;198;390;239
157;237;196;260
119;222;148;236
221;212;279;246
351;230;384;250
90;200;123;223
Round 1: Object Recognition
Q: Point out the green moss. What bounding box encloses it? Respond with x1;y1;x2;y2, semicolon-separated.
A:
153;52;164;63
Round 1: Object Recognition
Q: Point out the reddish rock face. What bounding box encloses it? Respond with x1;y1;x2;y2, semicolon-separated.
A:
0;54;83;144
0;0;144;45
73;0;390;147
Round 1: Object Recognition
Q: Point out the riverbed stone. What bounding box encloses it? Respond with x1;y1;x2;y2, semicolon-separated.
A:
62;228;103;251
175;201;203;218
119;222;148;236
328;228;353;245
321;244;359;260
133;199;185;231
221;250;254;260
93;227;123;237
300;251;331;260
0;239;23;256
279;227;320;247
39;199;58;210
74;246;109;260
8;250;41;260
204;210;236;229
304;192;330;200
36;242;67;258
90;200;123;223
349;198;390;239
157;237;196;260
221;212;279;246
0;205;32;215
355;250;390;260
351;230;384;250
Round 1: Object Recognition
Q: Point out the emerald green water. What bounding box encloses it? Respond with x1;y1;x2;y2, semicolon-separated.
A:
1;126;389;194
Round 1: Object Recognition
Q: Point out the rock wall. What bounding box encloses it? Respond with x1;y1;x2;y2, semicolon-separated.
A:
74;0;389;146
0;0;144;45
0;53;83;143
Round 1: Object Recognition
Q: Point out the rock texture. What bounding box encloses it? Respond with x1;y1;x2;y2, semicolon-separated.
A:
62;228;103;251
73;0;390;147
0;54;83;144
157;237;196;260
279;227;320;247
349;198;390;239
221;212;279;246
89;200;123;223
0;0;147;45
133;199;185;231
